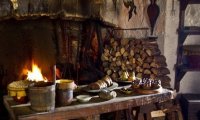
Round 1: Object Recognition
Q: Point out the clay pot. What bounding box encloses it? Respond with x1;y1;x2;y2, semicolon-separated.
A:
56;79;77;90
56;79;77;106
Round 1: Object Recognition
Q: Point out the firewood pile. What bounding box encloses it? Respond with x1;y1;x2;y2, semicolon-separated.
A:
101;38;171;88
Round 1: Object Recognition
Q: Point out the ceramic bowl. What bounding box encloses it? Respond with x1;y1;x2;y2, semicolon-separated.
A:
76;95;92;103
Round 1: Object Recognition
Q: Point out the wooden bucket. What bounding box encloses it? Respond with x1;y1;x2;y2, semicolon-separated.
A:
28;81;55;112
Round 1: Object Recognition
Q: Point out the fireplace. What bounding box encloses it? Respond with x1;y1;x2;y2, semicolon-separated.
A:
0;18;170;90
0;19;56;90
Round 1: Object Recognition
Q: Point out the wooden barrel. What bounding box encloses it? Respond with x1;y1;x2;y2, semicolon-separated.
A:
28;81;55;112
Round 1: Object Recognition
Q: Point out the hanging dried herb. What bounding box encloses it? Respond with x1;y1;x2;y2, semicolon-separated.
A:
123;0;137;21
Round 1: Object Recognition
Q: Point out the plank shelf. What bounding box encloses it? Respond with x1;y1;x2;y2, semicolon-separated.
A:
182;26;200;35
175;1;200;91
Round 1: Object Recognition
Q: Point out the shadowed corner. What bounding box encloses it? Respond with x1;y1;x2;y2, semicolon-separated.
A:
197;111;200;120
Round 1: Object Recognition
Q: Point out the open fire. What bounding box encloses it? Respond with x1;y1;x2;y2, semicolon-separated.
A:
23;62;47;82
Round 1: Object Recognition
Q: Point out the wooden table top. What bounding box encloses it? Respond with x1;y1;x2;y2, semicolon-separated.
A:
4;88;173;120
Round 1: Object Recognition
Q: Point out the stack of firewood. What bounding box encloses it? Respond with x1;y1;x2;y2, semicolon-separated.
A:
101;38;171;88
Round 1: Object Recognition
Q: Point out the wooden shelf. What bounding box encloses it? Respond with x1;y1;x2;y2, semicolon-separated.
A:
178;27;200;44
177;65;200;72
188;0;200;4
175;64;200;91
182;26;200;35
184;45;200;49
175;0;200;91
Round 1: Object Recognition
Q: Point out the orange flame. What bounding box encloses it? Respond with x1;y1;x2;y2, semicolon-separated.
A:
25;63;47;82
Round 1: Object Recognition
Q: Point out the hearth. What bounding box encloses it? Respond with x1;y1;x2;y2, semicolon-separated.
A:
0;19;172;91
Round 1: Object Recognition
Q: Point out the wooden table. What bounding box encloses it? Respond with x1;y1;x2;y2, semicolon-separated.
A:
4;88;173;120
